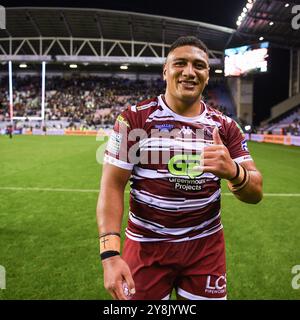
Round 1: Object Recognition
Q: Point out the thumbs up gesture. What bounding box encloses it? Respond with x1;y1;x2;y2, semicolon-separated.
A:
195;127;237;180
212;126;223;145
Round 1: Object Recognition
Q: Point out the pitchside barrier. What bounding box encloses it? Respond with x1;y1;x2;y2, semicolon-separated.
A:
245;134;300;147
4;129;300;147
21;128;111;136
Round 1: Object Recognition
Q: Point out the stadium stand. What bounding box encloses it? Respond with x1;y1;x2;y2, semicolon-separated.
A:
260;106;300;135
0;75;234;130
0;7;238;133
0;4;299;143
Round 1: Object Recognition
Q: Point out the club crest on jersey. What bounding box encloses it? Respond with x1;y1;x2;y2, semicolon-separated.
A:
168;154;202;179
154;124;174;132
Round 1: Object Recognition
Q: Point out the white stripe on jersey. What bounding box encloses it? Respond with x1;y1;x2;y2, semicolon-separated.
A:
125;228;172;241
172;136;213;142
233;155;253;163
130;188;221;211
133;166;218;180
129;210;221;236
146;117;176;122
136;101;158;110
104;154;134;170
125;223;223;242
170;224;223;242
139;137;208;151
133;187;220;202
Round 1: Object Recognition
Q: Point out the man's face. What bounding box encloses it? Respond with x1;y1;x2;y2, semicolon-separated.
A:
163;45;210;104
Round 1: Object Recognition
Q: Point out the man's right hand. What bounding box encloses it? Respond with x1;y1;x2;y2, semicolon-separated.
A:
102;255;135;300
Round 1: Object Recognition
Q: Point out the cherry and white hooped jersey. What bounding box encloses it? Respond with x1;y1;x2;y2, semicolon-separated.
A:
104;94;252;243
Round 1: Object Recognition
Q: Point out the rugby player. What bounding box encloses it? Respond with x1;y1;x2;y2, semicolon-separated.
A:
96;36;263;300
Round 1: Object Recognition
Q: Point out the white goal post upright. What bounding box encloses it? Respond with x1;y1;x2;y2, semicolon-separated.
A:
8;60;13;125
41;61;46;126
11;61;46;124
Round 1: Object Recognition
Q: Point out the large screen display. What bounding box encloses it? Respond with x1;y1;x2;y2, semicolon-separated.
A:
224;42;269;77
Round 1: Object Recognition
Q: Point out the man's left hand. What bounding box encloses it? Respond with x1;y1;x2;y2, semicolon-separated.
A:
195;127;237;180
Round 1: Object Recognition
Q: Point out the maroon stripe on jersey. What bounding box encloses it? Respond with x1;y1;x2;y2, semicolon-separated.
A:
130;177;220;200
130;197;220;228
127;206;221;241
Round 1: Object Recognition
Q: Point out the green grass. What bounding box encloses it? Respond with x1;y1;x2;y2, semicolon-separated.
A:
0;135;299;299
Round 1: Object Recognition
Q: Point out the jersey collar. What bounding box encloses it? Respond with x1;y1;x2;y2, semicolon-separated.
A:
158;94;207;122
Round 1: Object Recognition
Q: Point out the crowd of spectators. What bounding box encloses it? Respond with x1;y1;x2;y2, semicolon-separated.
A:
282;118;300;136
204;81;232;118
0;75;232;129
259;107;300;135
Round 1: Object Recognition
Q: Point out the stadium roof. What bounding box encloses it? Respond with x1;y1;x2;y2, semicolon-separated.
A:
236;0;300;48
0;7;235;66
2;7;235;45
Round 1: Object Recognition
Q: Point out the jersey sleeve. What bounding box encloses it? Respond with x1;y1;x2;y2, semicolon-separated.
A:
223;119;253;164
104;107;137;171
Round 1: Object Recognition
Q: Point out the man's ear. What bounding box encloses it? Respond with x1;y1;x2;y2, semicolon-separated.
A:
205;68;210;85
163;64;167;81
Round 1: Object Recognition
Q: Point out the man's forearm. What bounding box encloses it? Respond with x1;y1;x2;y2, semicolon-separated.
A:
96;164;135;300
96;163;132;236
96;184;125;235
228;169;263;204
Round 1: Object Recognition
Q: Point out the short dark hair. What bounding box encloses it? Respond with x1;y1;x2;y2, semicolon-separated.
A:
168;36;209;56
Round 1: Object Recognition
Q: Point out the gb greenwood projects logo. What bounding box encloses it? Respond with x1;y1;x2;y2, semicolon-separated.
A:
168;154;203;179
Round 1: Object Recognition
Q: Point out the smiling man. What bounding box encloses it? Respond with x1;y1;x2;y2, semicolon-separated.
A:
96;36;263;300
164;43;209;117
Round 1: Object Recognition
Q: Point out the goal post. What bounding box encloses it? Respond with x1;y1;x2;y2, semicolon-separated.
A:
8;61;46;124
8;60;13;124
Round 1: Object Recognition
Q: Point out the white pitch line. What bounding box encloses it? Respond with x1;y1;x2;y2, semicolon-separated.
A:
223;193;300;197
0;186;299;197
0;186;99;193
